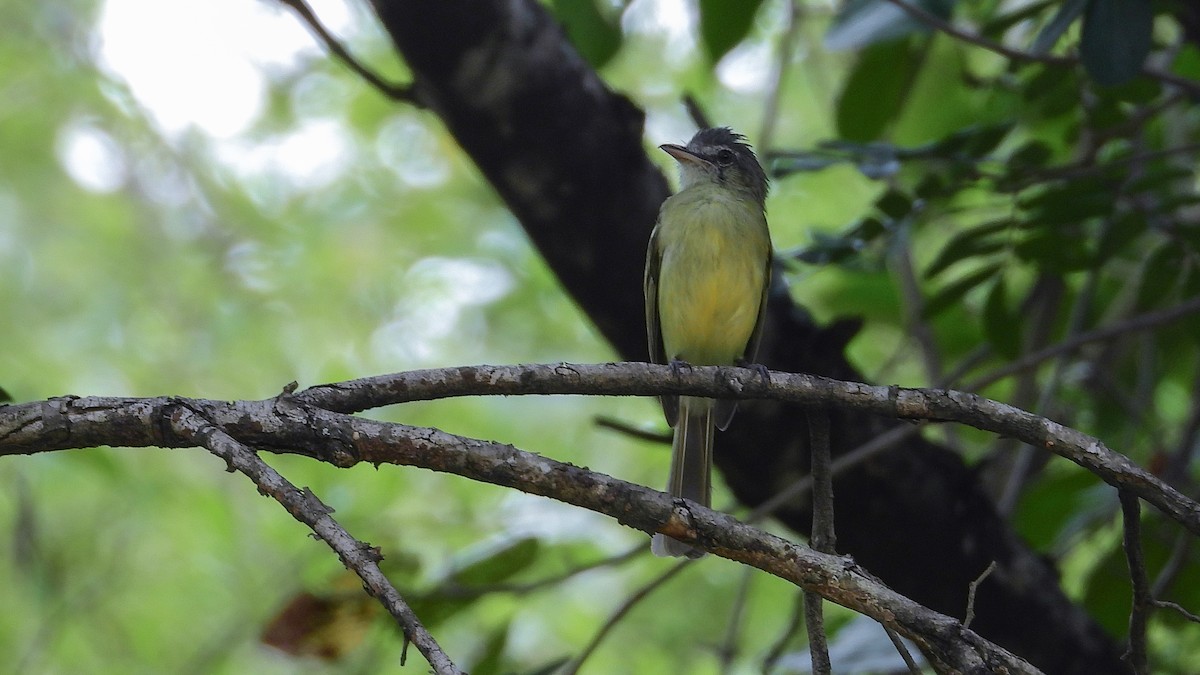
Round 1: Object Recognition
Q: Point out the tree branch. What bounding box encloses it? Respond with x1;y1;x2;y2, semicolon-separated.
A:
5;363;1199;538
2;373;1051;672
168;402;461;674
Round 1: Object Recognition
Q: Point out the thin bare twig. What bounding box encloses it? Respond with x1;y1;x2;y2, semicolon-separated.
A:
805;408;834;675
277;0;413;101
881;0;1200;96
1150;532;1193;600
683;94;712;130
593;415;672;444
439;544;642;598
758;0;801;153
562;559;692;675
169;404;461;674
967;296;1200;392
884;627;922;675
763;592;807;672
964;561;997;631
718;569;755;670
1152;599;1200;624
881;0;1073;66
1119;490;1150;675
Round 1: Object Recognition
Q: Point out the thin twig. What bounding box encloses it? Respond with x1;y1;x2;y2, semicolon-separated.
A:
718;569;755;671
758;0;801;153
964;561;997;631
593;415;672;444
882;0;1200;96
881;0;1072;66
806;409;834;674
439;544;643;598
277;0;413;101
562;559;692;675
1119;490;1151;675
1150;532;1193;600
967;296;1200;391
169;404;462;674
762;592;807;673
808;410;836;554
802;591;830;675
683;94;712;130
749;425;919;524
884;627;922;675
1152;599;1200;624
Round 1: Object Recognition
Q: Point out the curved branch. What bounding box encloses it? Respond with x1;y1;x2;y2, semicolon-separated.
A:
296;362;1200;536
170;403;462;674
0;391;1036;673
4;363;1198;536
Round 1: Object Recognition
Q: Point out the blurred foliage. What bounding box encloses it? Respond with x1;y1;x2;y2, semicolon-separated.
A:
2;0;1200;673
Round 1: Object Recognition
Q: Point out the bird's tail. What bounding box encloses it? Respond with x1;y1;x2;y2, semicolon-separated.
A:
652;396;713;558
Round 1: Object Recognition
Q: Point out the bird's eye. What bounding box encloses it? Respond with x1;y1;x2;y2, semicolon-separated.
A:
716;148;735;165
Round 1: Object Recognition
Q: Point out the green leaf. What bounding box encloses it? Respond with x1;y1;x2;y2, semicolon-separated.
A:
875;188;913;220
1006;140;1054;170
983;276;1020;358
1079;0;1153;86
825;0;953;51
1172;44;1200;82
925;220;1014;278
698;0;765;62
1093;212;1146;264
923;262;1003;318
1013;230;1094;272
1030;0;1087;54
448;537;540;586
552;0;623;68
1135;242;1186;311
836;39;924;141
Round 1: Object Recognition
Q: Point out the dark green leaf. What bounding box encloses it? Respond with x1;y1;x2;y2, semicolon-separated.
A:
1135;242;1186;311
698;0;766;62
1012;465;1101;550
1006;140;1054;171
925;220;1014;278
468;628;509;675
825;0;953;51
836;40;924;141
1124;164;1196;195
1173;44;1200;81
1013;230;1094;272
1030;0;1087;54
875;189;913;220
914;173;945;199
981;0;1056;37
552;0;623;68
1093;212;1146;263
1018;180;1118;227
923;262;1004;318
449;538;540;586
1079;0;1153;86
983;276;1021;358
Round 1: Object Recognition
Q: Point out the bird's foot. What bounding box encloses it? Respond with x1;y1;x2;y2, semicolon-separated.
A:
668;358;693;377
736;358;771;385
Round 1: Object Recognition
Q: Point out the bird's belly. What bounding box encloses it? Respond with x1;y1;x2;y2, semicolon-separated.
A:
657;233;764;365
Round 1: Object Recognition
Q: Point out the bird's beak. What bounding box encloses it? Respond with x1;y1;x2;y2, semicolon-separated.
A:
660;143;712;168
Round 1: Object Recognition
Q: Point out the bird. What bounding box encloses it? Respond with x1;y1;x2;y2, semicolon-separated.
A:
644;127;772;557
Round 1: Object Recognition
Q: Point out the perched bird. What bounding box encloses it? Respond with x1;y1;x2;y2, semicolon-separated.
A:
644;127;772;557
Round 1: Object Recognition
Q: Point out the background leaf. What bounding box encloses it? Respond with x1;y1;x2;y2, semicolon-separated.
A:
698;0;766;62
1080;0;1154;86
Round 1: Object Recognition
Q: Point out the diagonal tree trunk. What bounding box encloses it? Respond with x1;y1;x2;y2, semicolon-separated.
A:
368;1;1125;670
